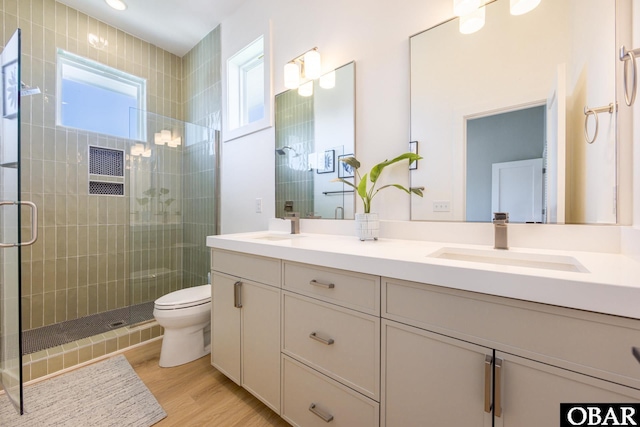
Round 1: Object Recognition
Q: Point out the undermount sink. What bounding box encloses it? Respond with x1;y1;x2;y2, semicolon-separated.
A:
428;247;588;273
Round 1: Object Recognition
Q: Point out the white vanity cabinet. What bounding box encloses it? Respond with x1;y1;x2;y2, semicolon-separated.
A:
210;250;282;414
381;277;640;427
281;262;381;427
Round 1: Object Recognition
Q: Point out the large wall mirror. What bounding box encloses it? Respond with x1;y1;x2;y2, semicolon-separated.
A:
275;61;355;219
410;0;622;224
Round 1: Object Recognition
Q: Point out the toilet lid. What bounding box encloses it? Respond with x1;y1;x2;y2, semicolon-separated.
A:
155;284;211;309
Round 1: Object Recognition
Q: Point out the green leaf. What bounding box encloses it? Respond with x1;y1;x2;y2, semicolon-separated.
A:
369;152;423;183
331;177;357;190
357;173;369;201
339;156;360;170
410;187;424;197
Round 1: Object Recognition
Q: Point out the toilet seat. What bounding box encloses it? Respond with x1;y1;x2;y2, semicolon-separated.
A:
154;284;211;310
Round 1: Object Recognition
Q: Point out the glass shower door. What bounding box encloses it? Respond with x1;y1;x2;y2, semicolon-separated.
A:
0;28;30;415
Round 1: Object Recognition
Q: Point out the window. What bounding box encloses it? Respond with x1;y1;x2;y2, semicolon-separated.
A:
224;31;272;142
57;49;146;140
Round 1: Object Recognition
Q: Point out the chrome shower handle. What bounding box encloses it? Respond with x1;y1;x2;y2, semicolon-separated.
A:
0;200;38;248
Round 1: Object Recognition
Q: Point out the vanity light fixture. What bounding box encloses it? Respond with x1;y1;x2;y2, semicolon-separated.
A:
510;0;541;15
459;6;486;34
105;0;127;11
283;47;321;89
319;70;336;89
154;130;182;147
298;81;313;97
453;0;482;16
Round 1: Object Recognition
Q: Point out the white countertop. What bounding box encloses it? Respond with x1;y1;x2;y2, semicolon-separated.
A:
207;231;640;320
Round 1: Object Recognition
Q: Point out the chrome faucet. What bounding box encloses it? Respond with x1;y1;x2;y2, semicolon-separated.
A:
493;212;509;250
334;206;344;219
283;212;300;234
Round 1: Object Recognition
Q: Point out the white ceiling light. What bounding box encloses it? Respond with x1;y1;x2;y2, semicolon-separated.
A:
105;0;127;11
510;0;541;15
284;47;321;90
459;6;485;34
453;0;481;16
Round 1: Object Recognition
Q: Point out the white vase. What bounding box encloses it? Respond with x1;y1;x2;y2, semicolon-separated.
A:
355;213;379;241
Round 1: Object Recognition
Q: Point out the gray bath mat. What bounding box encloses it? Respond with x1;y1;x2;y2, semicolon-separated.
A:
0;355;166;426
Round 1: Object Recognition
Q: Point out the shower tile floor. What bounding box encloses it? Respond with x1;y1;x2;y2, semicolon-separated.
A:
22;302;155;355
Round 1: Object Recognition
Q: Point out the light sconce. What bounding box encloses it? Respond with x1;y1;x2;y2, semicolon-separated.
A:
298;81;313;97
154;129;182;148
88;33;108;50
510;0;541;15
459;6;486;34
283;47;321;90
319;71;336;89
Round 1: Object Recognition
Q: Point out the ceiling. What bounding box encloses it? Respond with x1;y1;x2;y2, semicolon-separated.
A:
56;0;247;57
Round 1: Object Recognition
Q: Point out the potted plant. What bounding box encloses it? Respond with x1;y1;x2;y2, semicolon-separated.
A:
333;152;423;240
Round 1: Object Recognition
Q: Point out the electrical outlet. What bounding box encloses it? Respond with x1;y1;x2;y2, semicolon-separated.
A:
255;198;262;213
433;200;450;212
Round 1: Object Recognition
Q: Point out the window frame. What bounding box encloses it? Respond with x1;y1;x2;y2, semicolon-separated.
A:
56;49;147;141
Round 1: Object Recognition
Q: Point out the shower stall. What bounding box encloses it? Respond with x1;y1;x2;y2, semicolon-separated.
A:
20;109;219;356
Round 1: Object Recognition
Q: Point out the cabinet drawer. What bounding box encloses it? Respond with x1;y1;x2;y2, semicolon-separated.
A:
211;249;280;287
383;277;640;389
283;261;380;315
282;355;379;427
283;292;380;400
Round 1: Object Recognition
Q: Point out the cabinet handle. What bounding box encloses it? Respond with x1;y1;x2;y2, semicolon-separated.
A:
233;281;242;308
633;347;640;364
310;279;335;289
484;354;493;414
494;357;503;418
309;403;334;422
309;332;335;345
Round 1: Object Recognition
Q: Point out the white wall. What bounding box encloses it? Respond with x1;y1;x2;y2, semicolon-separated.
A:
219;0;636;233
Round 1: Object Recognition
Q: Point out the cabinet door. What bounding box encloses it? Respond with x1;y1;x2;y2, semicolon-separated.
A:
495;351;640;427
242;280;281;413
211;273;241;384
382;320;492;427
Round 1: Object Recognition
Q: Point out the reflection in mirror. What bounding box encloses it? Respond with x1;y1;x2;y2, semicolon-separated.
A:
275;62;355;219
410;0;619;224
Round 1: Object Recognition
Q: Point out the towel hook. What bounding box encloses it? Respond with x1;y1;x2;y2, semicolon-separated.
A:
620;46;640;106
583;103;615;144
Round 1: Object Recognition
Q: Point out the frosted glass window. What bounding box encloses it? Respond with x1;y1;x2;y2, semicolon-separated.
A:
56;49;146;139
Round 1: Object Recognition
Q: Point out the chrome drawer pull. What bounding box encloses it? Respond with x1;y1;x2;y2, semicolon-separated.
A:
310;279;335;289
309;332;334;346
309;403;334;422
495;358;503;418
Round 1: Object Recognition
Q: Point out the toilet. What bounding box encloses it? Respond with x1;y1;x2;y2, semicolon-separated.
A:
153;284;212;368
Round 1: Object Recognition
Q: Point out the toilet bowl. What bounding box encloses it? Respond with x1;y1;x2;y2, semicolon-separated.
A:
153;284;212;368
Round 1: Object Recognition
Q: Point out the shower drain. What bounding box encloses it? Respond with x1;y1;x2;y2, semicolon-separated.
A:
108;320;127;328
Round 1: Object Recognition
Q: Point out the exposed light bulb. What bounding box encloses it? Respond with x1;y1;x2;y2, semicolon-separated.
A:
105;0;127;11
319;71;336;89
284;62;300;89
298;81;313;97
453;0;481;16
459;6;485;34
303;50;321;80
510;0;541;15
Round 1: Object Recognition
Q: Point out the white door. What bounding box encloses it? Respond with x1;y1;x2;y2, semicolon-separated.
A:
545;64;566;224
491;159;543;223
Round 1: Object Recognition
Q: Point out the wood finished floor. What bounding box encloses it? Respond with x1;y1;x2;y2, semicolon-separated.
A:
123;340;290;427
